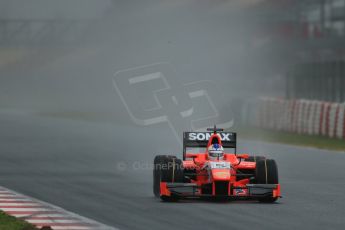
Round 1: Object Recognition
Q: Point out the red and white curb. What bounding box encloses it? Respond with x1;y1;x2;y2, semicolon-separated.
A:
0;186;118;230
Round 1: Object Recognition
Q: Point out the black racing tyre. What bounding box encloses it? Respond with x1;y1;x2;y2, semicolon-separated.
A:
255;159;278;184
153;155;167;197
153;155;183;198
255;159;279;203
160;157;184;183
246;156;266;162
160;156;184;202
160;195;179;202
154;155;176;165
258;196;278;203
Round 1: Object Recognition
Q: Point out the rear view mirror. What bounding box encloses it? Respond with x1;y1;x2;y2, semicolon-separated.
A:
236;154;249;159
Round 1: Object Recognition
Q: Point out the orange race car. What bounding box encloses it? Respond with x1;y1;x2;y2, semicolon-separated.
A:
153;126;281;202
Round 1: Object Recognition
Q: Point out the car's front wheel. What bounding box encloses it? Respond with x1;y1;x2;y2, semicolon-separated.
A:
153;155;183;200
246;156;266;162
255;159;279;203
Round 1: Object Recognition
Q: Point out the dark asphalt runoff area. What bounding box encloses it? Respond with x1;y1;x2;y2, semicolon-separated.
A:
0;111;344;230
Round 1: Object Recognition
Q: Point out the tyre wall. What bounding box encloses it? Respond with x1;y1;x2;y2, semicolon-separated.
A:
252;98;345;139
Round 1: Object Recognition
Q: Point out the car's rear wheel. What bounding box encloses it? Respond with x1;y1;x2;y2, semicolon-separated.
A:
255;159;279;203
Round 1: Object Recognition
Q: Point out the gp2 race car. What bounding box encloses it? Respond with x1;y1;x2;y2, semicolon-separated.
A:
153;126;281;202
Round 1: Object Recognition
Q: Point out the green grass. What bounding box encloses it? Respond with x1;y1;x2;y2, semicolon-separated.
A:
0;211;38;230
235;126;345;152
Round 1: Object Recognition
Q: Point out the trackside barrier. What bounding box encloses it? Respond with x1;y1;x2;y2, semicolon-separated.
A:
253;98;345;140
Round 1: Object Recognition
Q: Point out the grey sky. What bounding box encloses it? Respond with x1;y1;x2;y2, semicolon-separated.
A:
0;0;112;19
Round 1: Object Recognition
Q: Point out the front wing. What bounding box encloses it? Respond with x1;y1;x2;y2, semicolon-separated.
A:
160;182;281;199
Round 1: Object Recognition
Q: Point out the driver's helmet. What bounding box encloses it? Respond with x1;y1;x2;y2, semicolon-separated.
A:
208;143;224;160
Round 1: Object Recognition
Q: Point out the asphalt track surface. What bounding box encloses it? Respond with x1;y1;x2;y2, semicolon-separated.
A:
0;111;344;230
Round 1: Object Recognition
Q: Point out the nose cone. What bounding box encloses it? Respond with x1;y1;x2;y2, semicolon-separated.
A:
211;169;231;181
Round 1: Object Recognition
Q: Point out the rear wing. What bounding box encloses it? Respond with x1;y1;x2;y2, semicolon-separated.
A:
183;132;237;160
